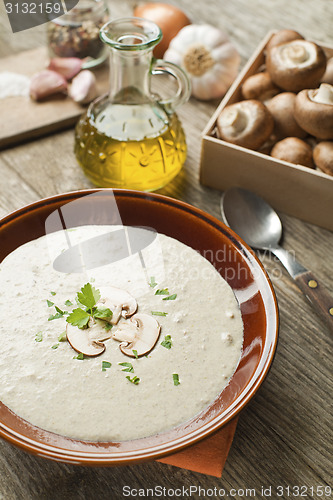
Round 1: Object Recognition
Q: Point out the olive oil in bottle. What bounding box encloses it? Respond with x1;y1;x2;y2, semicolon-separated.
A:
74;18;190;191
75;95;187;191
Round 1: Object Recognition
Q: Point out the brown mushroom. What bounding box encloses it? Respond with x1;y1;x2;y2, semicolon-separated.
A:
266;39;327;92
266;29;304;51
313;141;333;175
294;83;333;140
241;72;280;101
270;137;314;168
96;286;137;325
112;313;161;357
321;57;333;85
66;317;113;357
217;100;274;150
266;92;307;139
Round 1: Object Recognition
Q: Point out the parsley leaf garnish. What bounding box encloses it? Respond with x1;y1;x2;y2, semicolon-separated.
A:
93;307;113;320
119;362;134;373
163;294;177;301
132;349;138;359
102;361;111;371
46;299;54;307
126;375;140;385
151;311;168;316
149;276;157;288
50;291;56;296
161;335;172;349
173;374;180;386
35;332;43;342
77;283;101;311
155;288;169;295
104;323;113;332
65;300;73;307
66;284;113;329
67;308;90;329
51;343;59;349
73;353;85;360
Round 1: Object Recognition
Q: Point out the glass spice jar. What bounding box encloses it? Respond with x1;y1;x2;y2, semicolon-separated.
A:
47;0;109;68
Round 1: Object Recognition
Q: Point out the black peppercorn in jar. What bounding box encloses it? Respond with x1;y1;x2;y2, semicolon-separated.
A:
47;0;109;68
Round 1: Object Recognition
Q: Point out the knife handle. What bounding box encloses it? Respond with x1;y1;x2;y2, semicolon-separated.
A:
295;271;333;333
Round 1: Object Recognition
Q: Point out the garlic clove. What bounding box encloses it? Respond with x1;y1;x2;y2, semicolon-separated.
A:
69;70;98;104
47;57;83;80
29;70;68;101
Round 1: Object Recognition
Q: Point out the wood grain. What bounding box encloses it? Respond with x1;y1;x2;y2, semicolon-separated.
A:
0;0;333;499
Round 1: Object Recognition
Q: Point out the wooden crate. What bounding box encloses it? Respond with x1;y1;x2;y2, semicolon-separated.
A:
200;31;333;231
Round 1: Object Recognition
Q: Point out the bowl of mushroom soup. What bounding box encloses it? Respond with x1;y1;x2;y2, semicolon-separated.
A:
0;189;278;465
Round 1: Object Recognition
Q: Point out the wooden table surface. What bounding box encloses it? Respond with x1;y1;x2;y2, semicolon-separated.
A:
0;1;332;499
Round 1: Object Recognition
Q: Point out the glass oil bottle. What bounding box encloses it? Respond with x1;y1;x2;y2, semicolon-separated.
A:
74;17;191;191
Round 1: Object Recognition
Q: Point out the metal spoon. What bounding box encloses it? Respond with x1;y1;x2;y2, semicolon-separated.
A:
221;187;333;332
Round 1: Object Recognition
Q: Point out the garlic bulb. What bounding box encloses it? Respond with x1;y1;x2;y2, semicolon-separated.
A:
164;24;240;100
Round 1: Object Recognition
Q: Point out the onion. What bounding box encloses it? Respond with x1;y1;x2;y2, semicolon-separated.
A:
133;2;191;58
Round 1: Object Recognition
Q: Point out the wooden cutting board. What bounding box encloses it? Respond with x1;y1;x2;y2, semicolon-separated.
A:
0;47;109;149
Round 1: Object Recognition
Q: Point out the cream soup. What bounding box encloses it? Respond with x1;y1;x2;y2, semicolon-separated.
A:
0;226;243;441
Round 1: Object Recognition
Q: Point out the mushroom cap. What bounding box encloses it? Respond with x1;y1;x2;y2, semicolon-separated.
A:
270;137;314;168
266;40;327;92
266;92;307;139
66;319;112;357
217;99;274;150
113;313;161;358
313;141;333;176
97;286;137;325
266;29;304;51
241;72;280;101
321;57;333;85
294;84;333;140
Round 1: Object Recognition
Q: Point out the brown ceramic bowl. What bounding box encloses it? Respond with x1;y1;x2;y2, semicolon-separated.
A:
0;189;278;465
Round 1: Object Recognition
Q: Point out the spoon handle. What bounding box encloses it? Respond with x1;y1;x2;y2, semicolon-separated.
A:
295;271;333;332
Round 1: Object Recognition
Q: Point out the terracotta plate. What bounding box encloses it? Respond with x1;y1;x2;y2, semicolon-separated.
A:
0;189;279;465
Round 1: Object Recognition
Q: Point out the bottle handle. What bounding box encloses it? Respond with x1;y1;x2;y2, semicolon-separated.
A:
151;59;191;114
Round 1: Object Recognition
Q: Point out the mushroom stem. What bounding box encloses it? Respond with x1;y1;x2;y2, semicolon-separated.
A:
220;108;247;132
284;44;307;64
310;83;333;105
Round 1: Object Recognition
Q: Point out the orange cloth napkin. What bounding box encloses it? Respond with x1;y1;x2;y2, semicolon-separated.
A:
156;417;238;477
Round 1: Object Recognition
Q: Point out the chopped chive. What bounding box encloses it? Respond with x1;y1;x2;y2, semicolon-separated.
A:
73;353;84;360
161;335;172;349
132;349;138;359
46;299;54;307
50;291;56;296
35;332;43;342
151;311;168;316
163;294;177;301
173;373;180;386
149;276;157;288
58;331;67;342
102;361;112;371
48;312;63;321
51;343;59;349
126;375;140;385
155;288;169;295
119;362;134;373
